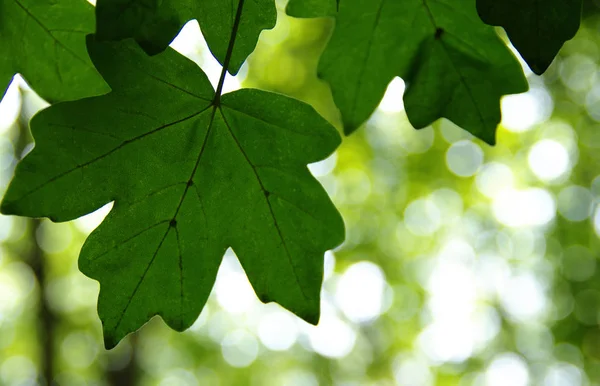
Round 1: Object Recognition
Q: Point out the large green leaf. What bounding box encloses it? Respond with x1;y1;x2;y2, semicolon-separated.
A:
94;0;276;74
477;0;582;74
0;0;108;102
0;35;344;348
304;0;528;144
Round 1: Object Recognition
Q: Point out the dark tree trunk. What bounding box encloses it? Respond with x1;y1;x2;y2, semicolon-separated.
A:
107;335;139;386
29;219;56;386
14;104;57;385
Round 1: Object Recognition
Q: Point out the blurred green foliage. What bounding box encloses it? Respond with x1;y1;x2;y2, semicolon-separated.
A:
2;0;600;385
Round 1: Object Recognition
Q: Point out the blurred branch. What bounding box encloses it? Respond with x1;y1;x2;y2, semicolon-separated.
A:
14;97;56;385
106;335;139;386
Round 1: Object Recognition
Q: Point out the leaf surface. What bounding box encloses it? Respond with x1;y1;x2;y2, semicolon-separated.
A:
95;0;276;74
477;0;582;74
313;0;528;144
0;0;108;101
1;30;343;347
286;0;338;18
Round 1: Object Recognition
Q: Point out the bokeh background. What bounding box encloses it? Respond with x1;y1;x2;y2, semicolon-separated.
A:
2;0;600;385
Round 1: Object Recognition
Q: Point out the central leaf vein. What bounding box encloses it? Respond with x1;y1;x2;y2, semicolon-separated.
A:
113;0;249;325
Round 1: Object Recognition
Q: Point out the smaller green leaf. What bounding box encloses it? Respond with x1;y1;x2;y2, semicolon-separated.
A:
317;0;528;144
477;0;583;74
286;0;338;18
403;28;522;144
94;0;183;55
94;0;276;74
0;0;108;102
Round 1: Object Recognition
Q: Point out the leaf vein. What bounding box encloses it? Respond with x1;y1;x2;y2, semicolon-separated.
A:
220;108;310;302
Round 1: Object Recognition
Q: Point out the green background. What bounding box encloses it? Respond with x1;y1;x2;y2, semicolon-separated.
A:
2;0;600;384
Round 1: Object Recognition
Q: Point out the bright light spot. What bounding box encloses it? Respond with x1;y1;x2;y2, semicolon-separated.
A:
0;356;37;385
215;270;256;314
324;251;336;280
493;188;556;227
0;215;13;243
591;174;600;201
557;186;593;222
419;241;500;363
170;21;204;63
308;152;337;177
0;77;22;135
0;263;35;322
544;363;583;386
208;311;236;343
476;162;514;199
170;21;240;93
429;188;463;224
439;120;473;143
507;43;533;77
514;324;554;361
560;54;597;92
36;221;73;254
60;332;98;369
335;261;387;323
370;110;435;154
585;84;600;122
307;314;356;358
159;369;199;386
446;140;484;177
438;238;476;263
404;198;441;236
257;310;299;351
475;254;511;298
189;305;211;332
528;139;570;182
74;203;113;234
485;353;530;386
221;329;259;367
419;306;500;363
592;206;600;238
378;77;405;113
496;228;540;260
393;355;434;386
45;274;99;314
281;370;318;386
0;137;15;172
501;87;553;132
427;247;476;316
499;273;547;322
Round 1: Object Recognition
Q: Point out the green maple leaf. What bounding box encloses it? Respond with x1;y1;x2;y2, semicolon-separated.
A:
0;0;108;102
291;0;528;144
94;0;276;74
477;0;582;74
1;33;344;348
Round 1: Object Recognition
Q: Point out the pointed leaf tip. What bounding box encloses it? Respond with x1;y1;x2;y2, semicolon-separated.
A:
476;0;582;75
0;200;15;216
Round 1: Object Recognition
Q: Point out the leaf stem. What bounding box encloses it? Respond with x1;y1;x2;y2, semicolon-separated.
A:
213;0;245;105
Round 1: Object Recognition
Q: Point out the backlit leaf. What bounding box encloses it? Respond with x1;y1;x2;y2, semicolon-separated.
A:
310;0;528;144
0;0;108;102
477;0;582;74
